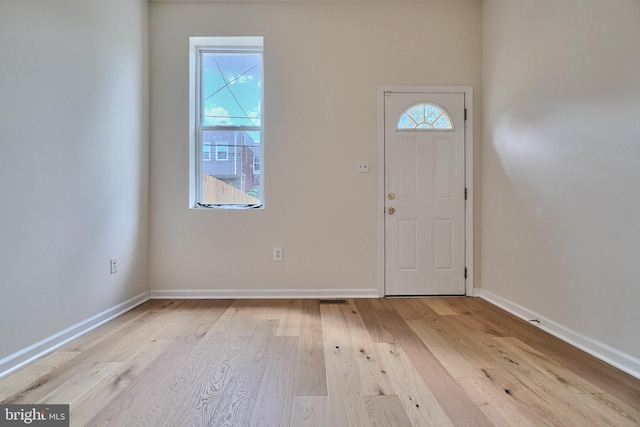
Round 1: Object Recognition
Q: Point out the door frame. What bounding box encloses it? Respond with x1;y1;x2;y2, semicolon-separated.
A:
377;85;474;297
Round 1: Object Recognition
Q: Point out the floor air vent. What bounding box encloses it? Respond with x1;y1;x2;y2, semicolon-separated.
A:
318;299;348;305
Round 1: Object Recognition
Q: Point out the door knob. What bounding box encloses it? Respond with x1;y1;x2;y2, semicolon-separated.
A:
387;207;396;215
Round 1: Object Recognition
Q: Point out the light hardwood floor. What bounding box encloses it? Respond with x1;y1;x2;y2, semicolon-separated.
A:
1;298;639;426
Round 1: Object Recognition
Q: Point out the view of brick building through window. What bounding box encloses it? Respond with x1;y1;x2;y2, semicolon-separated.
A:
201;131;261;205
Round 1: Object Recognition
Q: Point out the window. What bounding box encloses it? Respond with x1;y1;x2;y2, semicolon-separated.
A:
215;142;229;161
189;37;264;208
253;153;261;174
398;102;453;130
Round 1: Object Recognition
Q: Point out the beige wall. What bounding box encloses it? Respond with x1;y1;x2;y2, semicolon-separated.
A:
482;0;640;361
0;0;149;362
3;0;638;379
149;1;482;295
2;0;638;379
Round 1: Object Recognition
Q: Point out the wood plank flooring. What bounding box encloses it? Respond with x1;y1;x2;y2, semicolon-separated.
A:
1;297;639;426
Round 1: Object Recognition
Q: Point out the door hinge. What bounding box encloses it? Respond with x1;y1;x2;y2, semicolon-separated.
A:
464;188;468;200
465;267;467;279
464;108;467;121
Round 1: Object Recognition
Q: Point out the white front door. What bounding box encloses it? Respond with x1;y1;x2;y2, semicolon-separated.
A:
384;91;466;296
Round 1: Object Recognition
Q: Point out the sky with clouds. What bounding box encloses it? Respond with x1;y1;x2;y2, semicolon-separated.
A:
202;53;262;129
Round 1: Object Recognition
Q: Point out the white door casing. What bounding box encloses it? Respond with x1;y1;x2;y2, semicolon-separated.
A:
379;87;473;296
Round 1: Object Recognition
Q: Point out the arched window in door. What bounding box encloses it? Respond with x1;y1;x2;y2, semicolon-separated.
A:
397;102;454;130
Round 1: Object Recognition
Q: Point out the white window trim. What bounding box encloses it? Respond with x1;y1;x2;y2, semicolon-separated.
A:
215;142;229;161
188;36;264;209
397;102;455;131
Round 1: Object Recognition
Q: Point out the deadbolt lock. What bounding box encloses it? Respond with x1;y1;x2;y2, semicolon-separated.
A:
387;193;395;200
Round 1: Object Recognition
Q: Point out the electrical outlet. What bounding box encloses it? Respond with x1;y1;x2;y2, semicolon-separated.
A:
356;160;369;173
110;258;118;274
273;247;283;262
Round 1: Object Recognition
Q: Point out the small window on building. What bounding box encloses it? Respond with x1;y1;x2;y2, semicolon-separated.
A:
189;37;263;209
253;153;261;174
398;102;454;130
215;142;229;161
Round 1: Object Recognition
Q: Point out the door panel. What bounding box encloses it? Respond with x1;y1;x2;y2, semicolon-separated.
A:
384;92;465;296
433;219;453;270
398;137;417;198
434;136;454;198
397;219;418;271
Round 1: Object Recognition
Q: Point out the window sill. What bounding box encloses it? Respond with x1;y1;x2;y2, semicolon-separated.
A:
194;203;264;210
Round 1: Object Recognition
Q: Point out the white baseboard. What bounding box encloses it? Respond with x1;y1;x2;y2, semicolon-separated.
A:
0;288;377;378
474;288;640;380
0;292;150;378
149;288;382;299
11;288;636;381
